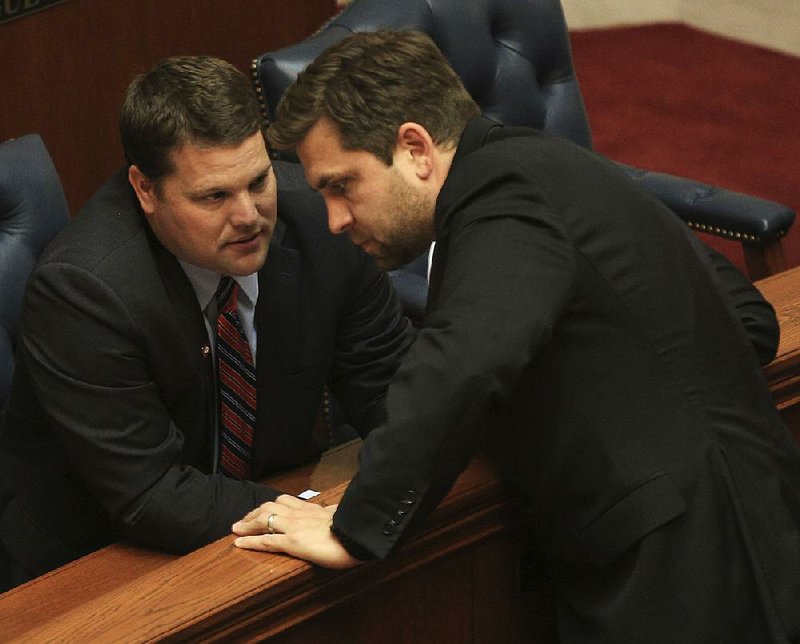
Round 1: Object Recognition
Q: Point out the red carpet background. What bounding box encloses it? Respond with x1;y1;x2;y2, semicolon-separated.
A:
568;23;800;275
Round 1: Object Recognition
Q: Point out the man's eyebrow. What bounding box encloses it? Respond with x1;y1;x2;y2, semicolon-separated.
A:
188;184;226;198
251;167;271;184
189;163;272;196
252;161;272;182
314;174;333;192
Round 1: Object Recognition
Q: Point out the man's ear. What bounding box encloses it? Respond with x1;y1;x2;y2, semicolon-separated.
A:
395;122;434;180
128;165;159;216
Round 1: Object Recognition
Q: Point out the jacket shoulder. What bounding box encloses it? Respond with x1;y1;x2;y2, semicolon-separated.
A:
39;168;149;272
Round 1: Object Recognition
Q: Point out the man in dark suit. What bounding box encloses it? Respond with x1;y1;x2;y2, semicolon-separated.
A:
233;31;800;642
0;55;412;591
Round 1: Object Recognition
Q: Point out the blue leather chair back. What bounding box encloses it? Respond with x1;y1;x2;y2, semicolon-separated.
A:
253;0;794;287
0;134;70;413
254;0;592;150
253;0;596;319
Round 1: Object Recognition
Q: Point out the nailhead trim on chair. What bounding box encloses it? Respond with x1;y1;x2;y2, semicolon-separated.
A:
251;61;270;125
685;221;789;244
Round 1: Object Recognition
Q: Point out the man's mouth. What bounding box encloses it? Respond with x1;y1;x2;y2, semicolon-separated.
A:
350;235;376;254
228;230;262;246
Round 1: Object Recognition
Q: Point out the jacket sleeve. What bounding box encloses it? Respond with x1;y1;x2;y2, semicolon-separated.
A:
688;233;779;365
328;250;415;436
709;247;779;365
17;261;278;555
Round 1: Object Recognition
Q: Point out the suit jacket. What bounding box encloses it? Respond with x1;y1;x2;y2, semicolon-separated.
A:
333;118;800;639
0;161;412;579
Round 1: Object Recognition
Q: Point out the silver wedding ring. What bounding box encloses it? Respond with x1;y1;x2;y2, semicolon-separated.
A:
266;513;277;535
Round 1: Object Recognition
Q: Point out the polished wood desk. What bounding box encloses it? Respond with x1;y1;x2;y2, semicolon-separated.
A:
0;441;551;643
3;267;800;642
756;265;800;441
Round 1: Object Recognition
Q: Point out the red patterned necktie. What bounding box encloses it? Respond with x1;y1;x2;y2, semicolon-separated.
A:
215;277;256;479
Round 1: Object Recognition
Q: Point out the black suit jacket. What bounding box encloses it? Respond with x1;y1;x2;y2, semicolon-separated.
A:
333;118;800;639
0;161;412;578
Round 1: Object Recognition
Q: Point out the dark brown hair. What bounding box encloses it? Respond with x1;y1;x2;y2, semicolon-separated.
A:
268;30;479;164
120;55;263;180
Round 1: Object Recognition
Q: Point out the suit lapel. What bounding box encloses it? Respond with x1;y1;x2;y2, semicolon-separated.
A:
145;224;216;459
251;228;302;474
145;224;211;371
429;117;501;311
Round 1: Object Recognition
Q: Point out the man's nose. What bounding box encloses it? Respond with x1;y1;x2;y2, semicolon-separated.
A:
326;199;353;235
230;194;259;227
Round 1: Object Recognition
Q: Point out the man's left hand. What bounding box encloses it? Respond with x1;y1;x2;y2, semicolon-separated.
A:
232;494;362;569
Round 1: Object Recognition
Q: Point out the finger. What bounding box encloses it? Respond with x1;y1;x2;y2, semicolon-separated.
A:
240;500;278;523
231;512;282;537
234;534;283;552
234;533;319;558
232;518;261;536
233;509;280;535
234;532;352;569
239;509;261;524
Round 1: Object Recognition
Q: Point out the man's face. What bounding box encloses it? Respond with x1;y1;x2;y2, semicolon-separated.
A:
296;118;435;271
130;131;277;276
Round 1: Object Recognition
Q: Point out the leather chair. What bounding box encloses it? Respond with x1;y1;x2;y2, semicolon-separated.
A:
0;134;70;414
252;0;795;318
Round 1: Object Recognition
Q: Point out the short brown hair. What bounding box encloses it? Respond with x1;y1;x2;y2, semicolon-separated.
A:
268;30;480;164
120;55;264;180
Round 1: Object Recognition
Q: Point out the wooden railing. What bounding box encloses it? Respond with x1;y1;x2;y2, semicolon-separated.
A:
2;266;800;642
0;441;555;643
757;265;800;442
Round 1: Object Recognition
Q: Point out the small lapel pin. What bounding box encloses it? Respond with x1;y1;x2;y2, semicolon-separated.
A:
201;345;211;358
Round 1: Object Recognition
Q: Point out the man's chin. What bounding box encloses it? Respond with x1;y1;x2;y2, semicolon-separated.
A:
374;246;431;272
360;239;430;272
224;245;269;276
357;244;393;271
372;253;406;272
375;253;425;272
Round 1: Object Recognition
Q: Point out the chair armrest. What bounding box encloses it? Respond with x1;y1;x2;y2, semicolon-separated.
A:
617;162;795;245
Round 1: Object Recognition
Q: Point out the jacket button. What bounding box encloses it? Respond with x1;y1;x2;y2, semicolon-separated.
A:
383;523;396;536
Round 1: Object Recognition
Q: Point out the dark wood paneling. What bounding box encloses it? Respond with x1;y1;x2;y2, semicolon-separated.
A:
0;0;336;214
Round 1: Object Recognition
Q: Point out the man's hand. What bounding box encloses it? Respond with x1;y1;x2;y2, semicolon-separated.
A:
232;494;362;569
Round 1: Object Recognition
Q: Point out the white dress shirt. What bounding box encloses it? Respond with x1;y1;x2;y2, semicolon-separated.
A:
179;260;259;363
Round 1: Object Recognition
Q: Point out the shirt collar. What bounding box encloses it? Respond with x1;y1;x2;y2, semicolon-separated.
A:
178;260;259;311
452;115;502;166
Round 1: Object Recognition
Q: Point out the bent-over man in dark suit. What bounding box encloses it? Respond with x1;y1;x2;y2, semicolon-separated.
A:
0;55;412;591
233;31;800;643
